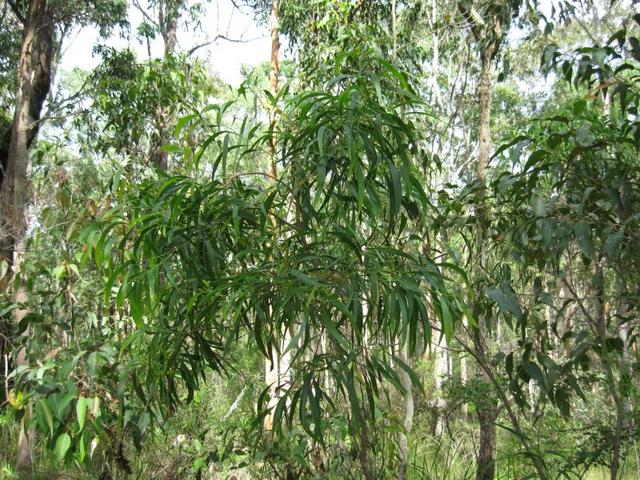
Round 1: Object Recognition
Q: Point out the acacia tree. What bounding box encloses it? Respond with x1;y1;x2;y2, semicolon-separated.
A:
11;40;463;478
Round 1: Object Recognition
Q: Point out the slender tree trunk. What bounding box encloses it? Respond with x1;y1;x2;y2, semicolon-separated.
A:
268;0;280;181
1;0;52;268
0;0;53;472
460;317;469;418
458;333;549;479
163;10;178;56
263;0;290;432
397;344;414;480
475;48;492;192
151;0;181;171
433;333;449;435
157;0;179;57
610;388;624;480
357;405;376;480
475;331;497;480
474;45;498;480
390;0;397;57
619;302;634;475
589;260;624;480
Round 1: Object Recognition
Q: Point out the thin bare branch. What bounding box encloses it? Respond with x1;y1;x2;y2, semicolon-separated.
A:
187;34;266;55
132;0;159;27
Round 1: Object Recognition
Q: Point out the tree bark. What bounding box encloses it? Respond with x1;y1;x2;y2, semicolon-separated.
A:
357;405;376;480
433;333;449;436
268;0;280;181
162;2;178;57
588;260;624;480
473;43;498;480
1;0;53;358
150;0;182;171
0;0;52;266
0;0;53;472
476;396;497;480
458;6;502;474
475;44;493;196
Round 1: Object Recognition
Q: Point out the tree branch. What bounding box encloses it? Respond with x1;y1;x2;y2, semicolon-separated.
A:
187;34;266;56
7;0;25;24
132;0;159;27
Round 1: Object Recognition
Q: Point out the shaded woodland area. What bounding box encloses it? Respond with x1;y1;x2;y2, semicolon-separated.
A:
1;0;640;479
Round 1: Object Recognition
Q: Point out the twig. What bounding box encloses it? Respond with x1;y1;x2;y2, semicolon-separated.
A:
4;353;9;402
187;34;267;56
222;384;248;421
132;0;159;27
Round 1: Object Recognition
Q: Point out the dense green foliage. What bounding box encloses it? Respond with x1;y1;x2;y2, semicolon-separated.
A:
1;1;639;479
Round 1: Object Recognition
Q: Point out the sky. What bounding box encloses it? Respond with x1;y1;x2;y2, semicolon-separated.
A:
59;0;275;86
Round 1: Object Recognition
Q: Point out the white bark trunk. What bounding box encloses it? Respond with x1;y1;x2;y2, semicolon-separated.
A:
433;334;449;436
397;345;414;480
263;0;286;431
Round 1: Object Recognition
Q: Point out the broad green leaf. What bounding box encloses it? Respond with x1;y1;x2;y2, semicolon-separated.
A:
35;399;54;434
573;223;592;259
522;362;546;390
55;433;71;463
76;397;87;430
603;231;624;260
440;296;454;343
486;287;522;320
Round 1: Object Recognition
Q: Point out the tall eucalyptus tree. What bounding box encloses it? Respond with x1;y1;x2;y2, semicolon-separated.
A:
0;0;126;472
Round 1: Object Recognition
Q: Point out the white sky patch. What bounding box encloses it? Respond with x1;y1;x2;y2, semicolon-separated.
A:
59;0;274;86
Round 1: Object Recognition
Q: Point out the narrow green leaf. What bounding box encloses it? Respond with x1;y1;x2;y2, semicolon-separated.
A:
291;270;322;288
440;296;453;343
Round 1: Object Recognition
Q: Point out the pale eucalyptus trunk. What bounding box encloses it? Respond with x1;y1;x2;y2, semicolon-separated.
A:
268;0;280;182
397;345;414;480
263;0;291;432
433;334;449;436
